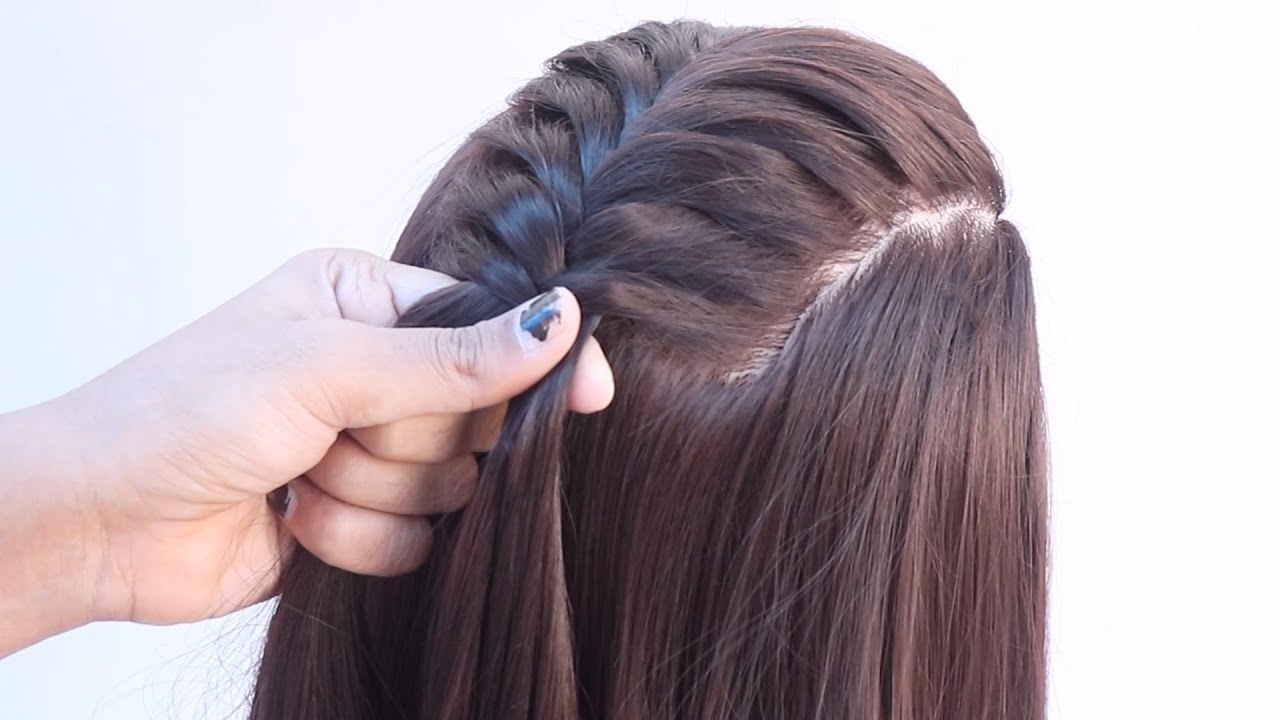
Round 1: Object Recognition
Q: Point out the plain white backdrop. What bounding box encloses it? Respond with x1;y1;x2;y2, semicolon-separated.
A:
1;1;1276;718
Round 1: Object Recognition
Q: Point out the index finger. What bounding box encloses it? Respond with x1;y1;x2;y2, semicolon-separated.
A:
323;250;460;325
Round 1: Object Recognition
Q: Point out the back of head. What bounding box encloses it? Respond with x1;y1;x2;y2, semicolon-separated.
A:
252;21;1047;720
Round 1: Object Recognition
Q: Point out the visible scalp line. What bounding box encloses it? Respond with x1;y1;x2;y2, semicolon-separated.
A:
723;196;997;382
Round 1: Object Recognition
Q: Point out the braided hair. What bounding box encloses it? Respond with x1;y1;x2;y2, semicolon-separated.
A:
252;21;1046;720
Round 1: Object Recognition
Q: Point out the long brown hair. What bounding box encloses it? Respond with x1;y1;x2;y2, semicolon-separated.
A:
251;21;1047;720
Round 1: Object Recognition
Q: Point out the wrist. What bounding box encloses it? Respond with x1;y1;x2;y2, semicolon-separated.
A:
0;397;121;655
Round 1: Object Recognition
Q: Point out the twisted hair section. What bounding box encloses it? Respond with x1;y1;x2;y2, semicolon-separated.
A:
251;21;1046;720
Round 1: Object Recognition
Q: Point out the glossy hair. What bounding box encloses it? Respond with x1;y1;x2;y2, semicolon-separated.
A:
251;21;1047;720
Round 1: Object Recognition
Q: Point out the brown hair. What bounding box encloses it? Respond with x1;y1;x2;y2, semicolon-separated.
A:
251;21;1047;720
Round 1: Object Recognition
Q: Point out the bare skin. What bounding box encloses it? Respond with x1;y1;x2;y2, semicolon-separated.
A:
0;249;614;658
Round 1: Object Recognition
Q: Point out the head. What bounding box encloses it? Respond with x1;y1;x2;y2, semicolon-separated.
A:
252;21;1047;720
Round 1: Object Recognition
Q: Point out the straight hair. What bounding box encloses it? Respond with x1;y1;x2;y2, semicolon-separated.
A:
251;21;1048;720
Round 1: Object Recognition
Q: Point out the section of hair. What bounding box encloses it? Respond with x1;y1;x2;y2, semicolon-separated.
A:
726;193;1001;381
251;21;1047;720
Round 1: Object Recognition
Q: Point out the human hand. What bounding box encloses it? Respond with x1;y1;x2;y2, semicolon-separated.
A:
0;249;613;644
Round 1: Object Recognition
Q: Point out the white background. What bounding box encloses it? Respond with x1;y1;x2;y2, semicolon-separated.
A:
1;1;1276;718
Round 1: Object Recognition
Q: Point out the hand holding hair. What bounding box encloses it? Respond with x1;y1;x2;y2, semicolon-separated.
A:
0;248;615;657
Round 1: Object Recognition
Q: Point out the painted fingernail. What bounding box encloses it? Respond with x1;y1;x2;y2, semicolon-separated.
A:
267;484;294;519
517;288;563;345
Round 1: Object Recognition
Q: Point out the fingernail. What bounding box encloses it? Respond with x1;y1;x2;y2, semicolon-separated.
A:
517;288;564;346
267;484;294;519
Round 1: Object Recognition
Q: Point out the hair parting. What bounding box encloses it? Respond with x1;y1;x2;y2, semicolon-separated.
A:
252;21;1047;720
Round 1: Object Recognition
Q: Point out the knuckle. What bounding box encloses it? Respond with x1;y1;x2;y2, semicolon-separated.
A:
428;326;488;402
450;326;487;380
293;248;383;296
291;247;342;273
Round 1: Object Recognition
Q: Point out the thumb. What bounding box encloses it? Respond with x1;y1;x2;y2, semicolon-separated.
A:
311;287;582;428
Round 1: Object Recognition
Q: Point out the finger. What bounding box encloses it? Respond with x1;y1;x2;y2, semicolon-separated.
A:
349;337;608;461
265;249;461;324
307;434;478;515
270;476;433;577
349;404;506;463
568;336;615;414
350;341;606;458
310;286;582;427
322;249;461;325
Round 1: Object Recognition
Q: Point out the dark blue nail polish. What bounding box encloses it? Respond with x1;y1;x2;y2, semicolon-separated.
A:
267;485;293;518
519;289;562;342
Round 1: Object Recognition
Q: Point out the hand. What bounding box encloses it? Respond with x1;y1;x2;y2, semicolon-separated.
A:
0;249;613;653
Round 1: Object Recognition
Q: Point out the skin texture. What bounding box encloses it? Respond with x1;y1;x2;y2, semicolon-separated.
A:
0;248;614;658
